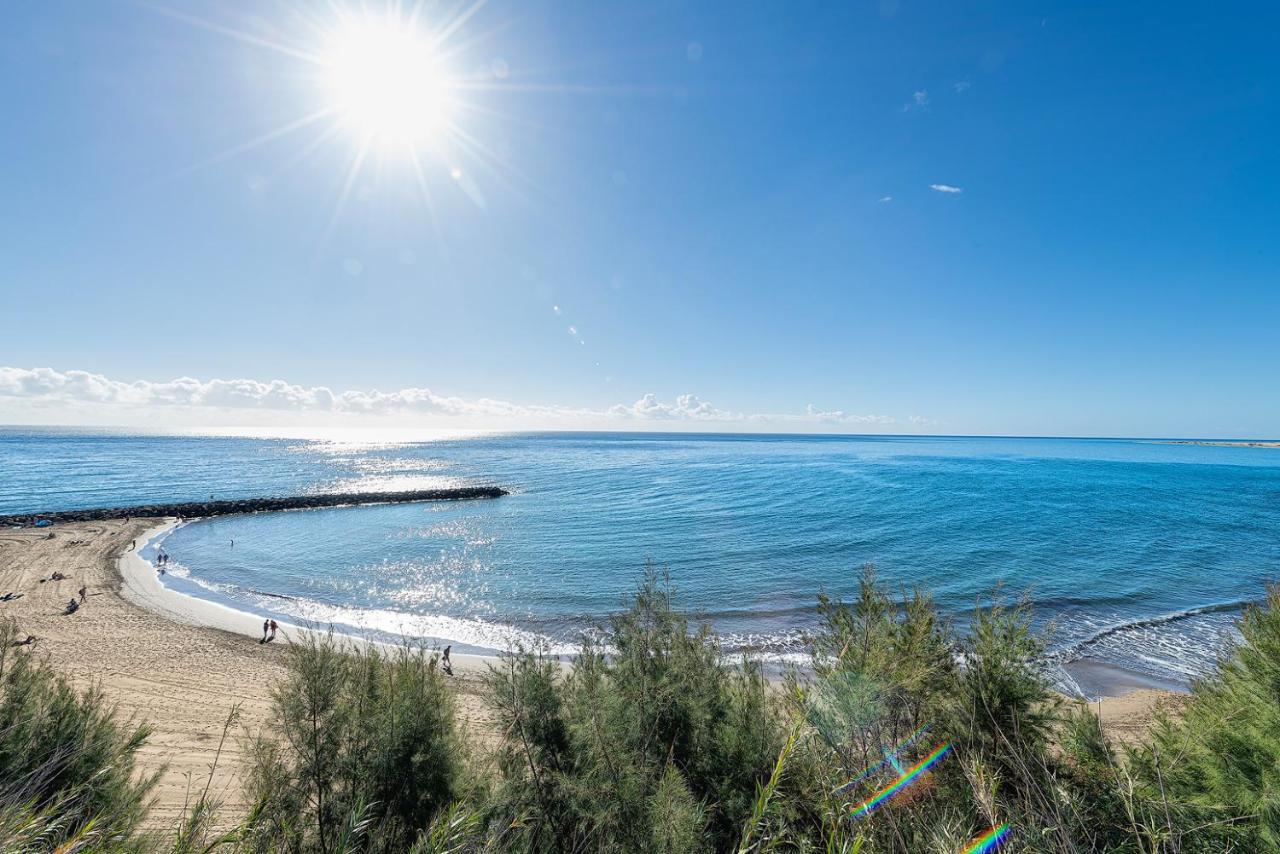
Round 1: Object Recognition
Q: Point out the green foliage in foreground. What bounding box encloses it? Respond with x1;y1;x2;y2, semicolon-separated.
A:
481;570;783;852
0;619;156;853
241;636;468;853
11;572;1280;852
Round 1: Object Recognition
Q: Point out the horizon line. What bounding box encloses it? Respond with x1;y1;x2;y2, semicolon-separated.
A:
2;423;1276;445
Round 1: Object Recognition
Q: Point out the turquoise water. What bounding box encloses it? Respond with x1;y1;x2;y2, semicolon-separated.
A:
4;428;1280;690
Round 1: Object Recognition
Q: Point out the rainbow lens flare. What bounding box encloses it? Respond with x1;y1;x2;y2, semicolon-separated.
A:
834;722;932;794
849;743;951;818
962;823;1011;853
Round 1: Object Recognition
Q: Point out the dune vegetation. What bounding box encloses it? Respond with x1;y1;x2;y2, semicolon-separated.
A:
3;569;1278;852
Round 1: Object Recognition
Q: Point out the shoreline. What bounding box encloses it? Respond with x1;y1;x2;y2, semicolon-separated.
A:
0;519;1187;828
120;518;500;675
126;518;1193;702
0;519;498;830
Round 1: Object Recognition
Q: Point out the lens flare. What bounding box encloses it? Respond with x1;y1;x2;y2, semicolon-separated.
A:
849;743;951;818
834;722;932;794
962;823;1011;853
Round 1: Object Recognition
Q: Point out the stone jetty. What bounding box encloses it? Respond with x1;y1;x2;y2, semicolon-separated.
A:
0;486;508;527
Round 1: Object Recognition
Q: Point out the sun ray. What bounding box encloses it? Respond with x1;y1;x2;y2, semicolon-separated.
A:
184;107;337;173
142;2;323;65
428;0;489;51
447;123;543;202
451;81;670;96
408;148;450;259
268;123;346;183
150;0;631;245
435;15;522;64
323;133;375;245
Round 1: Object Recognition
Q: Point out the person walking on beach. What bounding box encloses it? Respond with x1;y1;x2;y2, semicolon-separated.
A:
261;619;270;644
268;619;278;642
442;645;453;676
78;585;87;604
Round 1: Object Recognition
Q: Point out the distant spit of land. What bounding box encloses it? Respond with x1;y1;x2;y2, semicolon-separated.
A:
1159;440;1280;449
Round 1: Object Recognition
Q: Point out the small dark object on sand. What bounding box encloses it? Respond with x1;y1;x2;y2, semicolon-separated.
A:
0;592;23;602
12;635;35;647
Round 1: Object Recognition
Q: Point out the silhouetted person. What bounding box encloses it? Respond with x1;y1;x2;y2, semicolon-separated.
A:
78;585;87;603
268;619;278;641
65;598;79;615
442;645;453;676
261;619;270;644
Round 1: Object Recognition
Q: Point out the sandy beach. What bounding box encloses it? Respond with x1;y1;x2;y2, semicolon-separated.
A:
0;519;495;831
0;519;1183;829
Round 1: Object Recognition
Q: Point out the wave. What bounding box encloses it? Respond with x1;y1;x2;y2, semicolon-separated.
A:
1052;599;1254;664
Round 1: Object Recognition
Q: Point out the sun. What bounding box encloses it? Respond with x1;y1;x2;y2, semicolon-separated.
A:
322;19;456;145
163;0;542;235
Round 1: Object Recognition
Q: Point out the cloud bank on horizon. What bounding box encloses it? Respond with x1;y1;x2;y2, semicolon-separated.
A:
0;366;916;432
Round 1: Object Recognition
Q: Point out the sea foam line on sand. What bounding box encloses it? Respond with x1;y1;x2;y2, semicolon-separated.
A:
118;519;500;674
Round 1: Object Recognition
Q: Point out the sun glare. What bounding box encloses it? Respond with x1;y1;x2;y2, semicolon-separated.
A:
323;21;455;144
170;0;537;236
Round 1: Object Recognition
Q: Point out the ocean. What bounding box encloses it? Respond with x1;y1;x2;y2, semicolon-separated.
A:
4;427;1279;693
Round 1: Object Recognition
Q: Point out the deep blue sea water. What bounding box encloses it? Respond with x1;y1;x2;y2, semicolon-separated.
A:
4;427;1279;690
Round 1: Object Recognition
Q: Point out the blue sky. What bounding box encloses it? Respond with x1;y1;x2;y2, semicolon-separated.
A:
1;1;1277;437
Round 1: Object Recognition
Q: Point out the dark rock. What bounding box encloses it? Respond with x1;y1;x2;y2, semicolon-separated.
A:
0;487;508;527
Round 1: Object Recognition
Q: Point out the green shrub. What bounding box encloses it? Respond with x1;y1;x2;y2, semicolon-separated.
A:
243;633;466;852
0;618;156;852
1128;585;1280;851
483;568;782;853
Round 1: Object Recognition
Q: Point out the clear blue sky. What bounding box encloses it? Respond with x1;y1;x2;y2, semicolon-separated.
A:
1;1;1277;437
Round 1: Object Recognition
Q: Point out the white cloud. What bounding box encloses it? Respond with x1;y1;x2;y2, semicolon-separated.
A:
953;80;971;93
878;196;893;203
929;183;963;194
803;404;895;426
0;366;900;431
903;89;930;111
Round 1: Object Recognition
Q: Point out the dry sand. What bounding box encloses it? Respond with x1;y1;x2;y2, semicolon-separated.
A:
0;519;1183;828
0;519;494;831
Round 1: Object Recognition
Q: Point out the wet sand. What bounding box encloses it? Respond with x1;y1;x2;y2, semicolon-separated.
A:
0;519;1181;828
